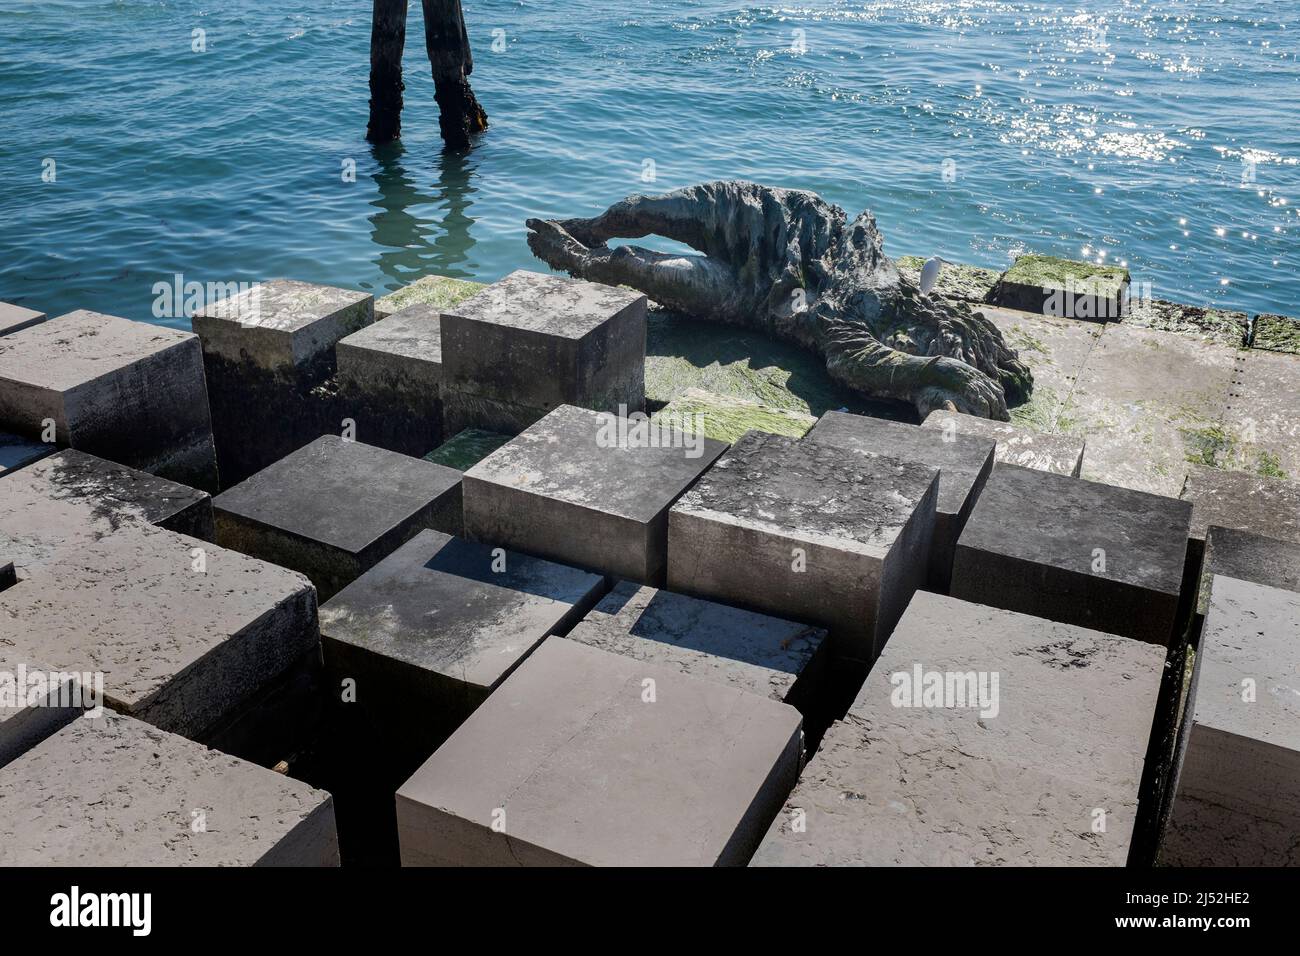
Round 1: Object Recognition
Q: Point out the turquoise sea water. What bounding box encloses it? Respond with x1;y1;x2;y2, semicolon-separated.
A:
1;0;1297;329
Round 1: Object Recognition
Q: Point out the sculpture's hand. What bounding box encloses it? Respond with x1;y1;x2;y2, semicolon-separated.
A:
914;355;1010;421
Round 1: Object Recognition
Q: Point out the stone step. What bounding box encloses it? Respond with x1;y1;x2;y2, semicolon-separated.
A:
463;403;726;585
0;448;212;579
0;310;218;491
396;637;802;866
0;712;338;866
751;592;1164;866
213;435;462;601
668;430;937;663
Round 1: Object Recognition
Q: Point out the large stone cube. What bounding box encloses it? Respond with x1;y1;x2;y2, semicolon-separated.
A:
441;270;646;433
805;411;993;591
336;302;444;456
565;581;828;709
214;435;462;600
752;592;1164;866
0;448;213;578
668;430;937;662
951;464;1190;645
396;638;802;866
1179;463;1300;560
0;301;45;337
192;279;373;485
0;713;339;866
1161;577;1300;865
0;520;319;743
1197;525;1300;617
462;404;726;584
0;310;218;490
921;409;1084;477
320;529;606;754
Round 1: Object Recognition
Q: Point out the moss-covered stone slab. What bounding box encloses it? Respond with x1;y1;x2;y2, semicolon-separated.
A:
1068;323;1237;496
894;256;1000;303
1123;298;1249;347
1220;348;1300;482
645;308;896;419
980;305;1102;435
1252;312;1300;355
374;275;484;320
422;428;512;471
650;388;815;444
988;254;1129;321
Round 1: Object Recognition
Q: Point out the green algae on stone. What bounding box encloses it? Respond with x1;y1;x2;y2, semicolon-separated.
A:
375;275;485;319
989;254;1130;320
1255;450;1288;480
894;255;1001;303
645;308;897;420
1180;423;1238;469
423;428;511;471
1124;298;1250;347
651;388;816;444
1252;313;1300;355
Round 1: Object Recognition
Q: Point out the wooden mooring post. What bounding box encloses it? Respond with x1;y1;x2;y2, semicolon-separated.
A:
366;0;488;149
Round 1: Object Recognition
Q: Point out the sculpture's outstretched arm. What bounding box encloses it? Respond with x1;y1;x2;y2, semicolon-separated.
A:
527;218;747;321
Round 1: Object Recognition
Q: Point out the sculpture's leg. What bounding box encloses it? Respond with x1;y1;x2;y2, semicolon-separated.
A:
526;218;742;319
820;317;1011;420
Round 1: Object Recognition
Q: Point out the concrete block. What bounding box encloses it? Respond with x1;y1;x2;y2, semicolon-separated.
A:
987;254;1129;321
1221;348;1300;482
951;464;1190;645
192;279;372;373
980;305;1102;435
1124;298;1249;347
1161;577;1300;865
1179;463;1300;555
0;310;218;490
806;411;994;591
668;430;937;662
565;581;829;709
0;713;339;866
1197;526;1300;618
192;279;373;485
423;428;511;471
895;256;1000;303
0;449;213;578
215;435;462;600
463;404;726;584
752;592;1163;866
1252;312;1300;355
336;303;443;456
922;409;1084;476
651;387;816;443
1071;322;1237;496
0;431;52;474
320;530;606;754
0;520;319;741
374;274;484;320
396;638;802;866
0;560;12;591
0;669;82;769
441;270;647;431
0;301;45;337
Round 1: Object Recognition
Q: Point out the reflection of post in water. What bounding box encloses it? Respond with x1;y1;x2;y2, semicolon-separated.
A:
369;141;478;288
